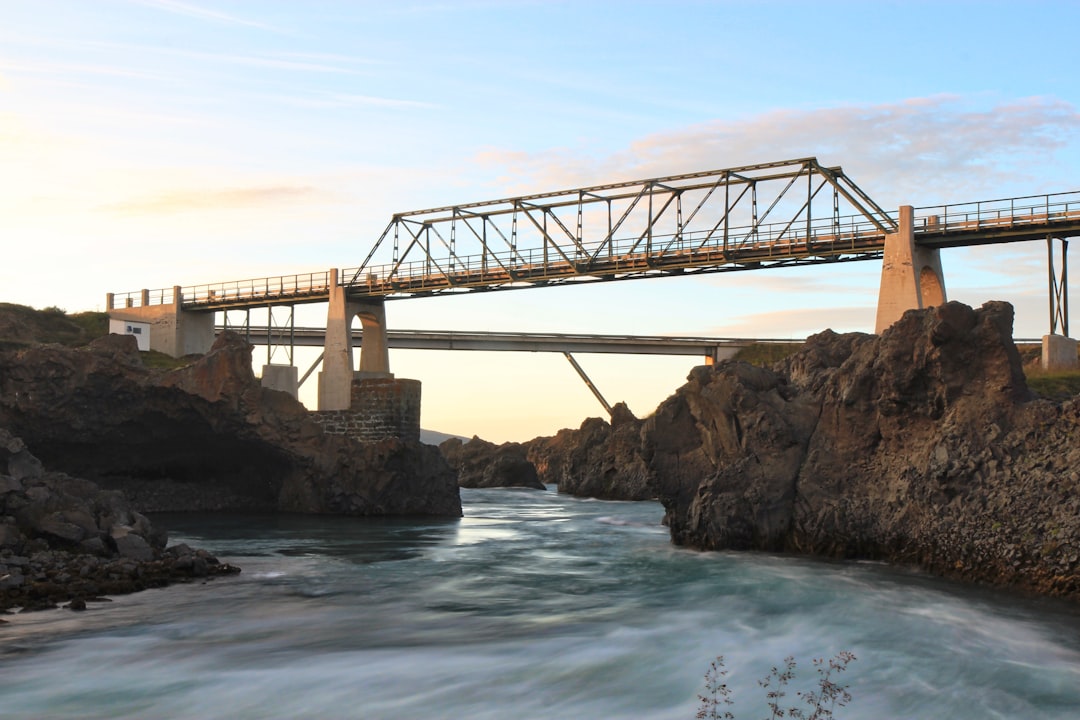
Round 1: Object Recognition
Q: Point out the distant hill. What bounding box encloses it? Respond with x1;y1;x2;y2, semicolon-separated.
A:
419;428;468;446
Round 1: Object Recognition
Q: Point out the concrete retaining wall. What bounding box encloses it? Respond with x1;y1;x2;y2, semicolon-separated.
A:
311;377;421;442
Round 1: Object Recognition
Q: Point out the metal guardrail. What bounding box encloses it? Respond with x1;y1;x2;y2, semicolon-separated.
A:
914;191;1080;235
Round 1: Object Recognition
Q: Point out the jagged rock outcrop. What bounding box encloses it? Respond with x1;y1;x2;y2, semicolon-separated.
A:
526;402;654;500
0;333;461;518
646;301;1080;599
439;437;545;490
1;429;239;612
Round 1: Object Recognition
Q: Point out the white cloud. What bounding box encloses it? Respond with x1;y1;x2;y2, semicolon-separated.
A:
472;96;1080;208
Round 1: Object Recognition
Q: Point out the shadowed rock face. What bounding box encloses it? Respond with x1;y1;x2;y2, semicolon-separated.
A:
0;333;461;518
646;301;1080;599
439;437;545;490
525;402;654;500
1;428;241;612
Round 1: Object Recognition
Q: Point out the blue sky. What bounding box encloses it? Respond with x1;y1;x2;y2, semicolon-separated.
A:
2;1;1079;441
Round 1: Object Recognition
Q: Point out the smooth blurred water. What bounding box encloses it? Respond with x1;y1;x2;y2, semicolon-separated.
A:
2;487;1079;719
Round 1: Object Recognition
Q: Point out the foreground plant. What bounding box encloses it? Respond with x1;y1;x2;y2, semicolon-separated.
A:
697;652;856;720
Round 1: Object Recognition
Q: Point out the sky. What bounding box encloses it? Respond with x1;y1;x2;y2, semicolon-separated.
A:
2;0;1079;442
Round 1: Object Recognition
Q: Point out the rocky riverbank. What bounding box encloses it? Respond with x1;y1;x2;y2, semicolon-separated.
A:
0;331;461;518
487;301;1079;600
1;429;239;613
646;301;1080;599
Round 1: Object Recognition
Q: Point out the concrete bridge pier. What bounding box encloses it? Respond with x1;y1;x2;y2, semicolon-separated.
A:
875;205;947;334
317;268;392;411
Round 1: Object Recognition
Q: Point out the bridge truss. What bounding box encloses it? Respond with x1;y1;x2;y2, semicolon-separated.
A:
344;157;897;297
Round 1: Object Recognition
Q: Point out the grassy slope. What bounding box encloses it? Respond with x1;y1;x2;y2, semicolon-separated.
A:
0;303;109;350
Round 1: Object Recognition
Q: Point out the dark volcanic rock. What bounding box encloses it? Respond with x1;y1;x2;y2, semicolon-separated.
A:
0;429;239;612
646;301;1080;600
526;402;654;500
440;437;545;490
0;332;461;518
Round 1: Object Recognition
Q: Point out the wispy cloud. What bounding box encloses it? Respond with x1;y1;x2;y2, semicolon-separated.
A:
101;185;329;215
473;96;1080;207
0;60;165;82
702;306;877;339
257;91;438;111
127;0;277;31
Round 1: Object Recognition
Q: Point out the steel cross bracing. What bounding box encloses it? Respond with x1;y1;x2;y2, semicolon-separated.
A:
343;157;896;298
105;159;1080;312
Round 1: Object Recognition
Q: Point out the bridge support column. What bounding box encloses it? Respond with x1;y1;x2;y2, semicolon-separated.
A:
875;206;947;334
317;269;392;411
1042;237;1077;370
261;364;299;398
106;285;215;357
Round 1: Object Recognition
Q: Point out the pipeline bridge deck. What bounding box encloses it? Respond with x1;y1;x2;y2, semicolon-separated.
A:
107;158;1080;312
220;327;799;356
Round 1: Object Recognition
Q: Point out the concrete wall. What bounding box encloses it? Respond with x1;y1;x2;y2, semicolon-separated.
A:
311;377;421;442
107;287;215;357
261;364;299;398
108;318;151;352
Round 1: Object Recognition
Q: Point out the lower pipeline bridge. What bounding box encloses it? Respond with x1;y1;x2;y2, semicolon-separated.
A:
218;326;795;414
105;156;1079;414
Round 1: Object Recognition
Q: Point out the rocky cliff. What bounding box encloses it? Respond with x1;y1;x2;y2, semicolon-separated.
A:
525;402;654;500
646;301;1080;599
0;333;461;518
439;437;545;490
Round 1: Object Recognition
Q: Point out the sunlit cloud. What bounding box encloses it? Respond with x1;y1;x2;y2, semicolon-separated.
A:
702;306;877;339
473;96;1080;207
101;185;331;215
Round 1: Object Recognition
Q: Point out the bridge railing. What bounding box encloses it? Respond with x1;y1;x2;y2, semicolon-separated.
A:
341;212;889;293
180;271;333;306
107;287;177;310
914;191;1080;233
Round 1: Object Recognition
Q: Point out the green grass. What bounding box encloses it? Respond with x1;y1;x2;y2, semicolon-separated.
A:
0;303;109;348
1025;369;1080;400
141;350;196;370
731;342;803;366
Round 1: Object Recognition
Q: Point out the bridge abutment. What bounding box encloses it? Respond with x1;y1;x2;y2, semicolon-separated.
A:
106;286;215;357
875;206;947;334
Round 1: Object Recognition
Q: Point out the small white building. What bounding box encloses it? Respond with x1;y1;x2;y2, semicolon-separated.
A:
109;318;150;352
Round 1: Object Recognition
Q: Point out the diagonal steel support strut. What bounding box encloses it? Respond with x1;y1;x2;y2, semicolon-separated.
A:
563;352;613;417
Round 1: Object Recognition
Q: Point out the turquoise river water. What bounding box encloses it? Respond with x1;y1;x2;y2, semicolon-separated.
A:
2;487;1079;719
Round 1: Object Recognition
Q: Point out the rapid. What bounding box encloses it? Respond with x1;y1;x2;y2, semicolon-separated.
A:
2;487;1078;719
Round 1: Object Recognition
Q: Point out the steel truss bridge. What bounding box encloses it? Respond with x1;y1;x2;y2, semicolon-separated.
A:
110;157;1080;314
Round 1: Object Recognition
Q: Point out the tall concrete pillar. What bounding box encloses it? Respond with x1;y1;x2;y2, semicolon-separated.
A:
317;269;392;411
875;206;947;334
356;301;391;376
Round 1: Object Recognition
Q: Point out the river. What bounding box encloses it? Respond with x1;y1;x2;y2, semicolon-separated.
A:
2;487;1079;719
